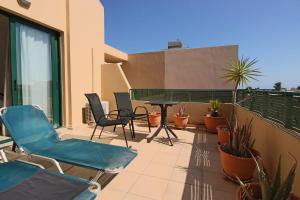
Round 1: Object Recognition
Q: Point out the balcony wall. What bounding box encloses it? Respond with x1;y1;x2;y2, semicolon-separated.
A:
122;45;238;90
236;105;300;196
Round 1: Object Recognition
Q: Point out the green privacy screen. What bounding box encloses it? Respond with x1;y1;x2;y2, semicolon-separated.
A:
130;89;234;103
130;89;300;134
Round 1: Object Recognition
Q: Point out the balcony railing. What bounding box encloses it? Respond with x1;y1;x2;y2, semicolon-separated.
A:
130;89;300;134
238;90;300;133
130;89;233;103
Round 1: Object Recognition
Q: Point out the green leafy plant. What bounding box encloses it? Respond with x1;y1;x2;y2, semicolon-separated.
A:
223;118;255;157
237;153;297;200
223;57;261;104
210;99;222;117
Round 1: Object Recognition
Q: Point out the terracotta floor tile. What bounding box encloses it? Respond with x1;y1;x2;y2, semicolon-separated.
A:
151;153;178;167
130;175;169;200
108;171;140;192
124;193;153;200
142;163;173;179
98;188;126;200
163;181;193;200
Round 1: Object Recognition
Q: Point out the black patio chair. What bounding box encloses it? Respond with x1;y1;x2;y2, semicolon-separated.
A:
114;92;151;138
85;93;131;147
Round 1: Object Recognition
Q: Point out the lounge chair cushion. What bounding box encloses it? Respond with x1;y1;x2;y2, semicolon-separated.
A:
0;105;137;171
0;161;96;200
29;138;137;171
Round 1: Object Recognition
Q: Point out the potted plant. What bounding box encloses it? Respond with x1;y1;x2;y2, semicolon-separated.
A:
148;110;161;127
222;57;261;123
204;99;226;133
216;124;230;145
219;119;258;181
174;105;189;129
236;153;298;200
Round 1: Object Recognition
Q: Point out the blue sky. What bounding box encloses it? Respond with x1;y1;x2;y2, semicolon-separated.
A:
101;0;300;89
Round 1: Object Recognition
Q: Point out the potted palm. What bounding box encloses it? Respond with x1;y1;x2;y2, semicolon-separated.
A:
236;153;298;200
219;119;258;181
222;57;261;122
204;99;225;133
174;105;189;129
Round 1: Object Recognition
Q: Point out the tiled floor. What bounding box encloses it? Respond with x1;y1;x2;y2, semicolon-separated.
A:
4;122;238;200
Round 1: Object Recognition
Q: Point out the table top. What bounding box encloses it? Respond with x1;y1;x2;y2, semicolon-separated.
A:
145;100;179;106
0;136;13;149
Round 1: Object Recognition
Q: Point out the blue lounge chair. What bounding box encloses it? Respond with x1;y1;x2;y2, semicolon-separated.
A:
0;160;100;200
0;105;137;180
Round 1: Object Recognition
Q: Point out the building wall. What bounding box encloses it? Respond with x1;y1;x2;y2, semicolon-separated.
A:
236;105;300;196
122;52;165;89
68;0;104;127
164;46;237;89
101;63;131;111
122;45;237;90
0;0;105;128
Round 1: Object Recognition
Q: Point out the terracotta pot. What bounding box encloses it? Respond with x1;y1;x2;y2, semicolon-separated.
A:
219;145;258;181
148;112;161;127
236;183;299;200
216;125;230;145
174;114;189;129
204;114;226;133
236;183;261;200
290;194;300;200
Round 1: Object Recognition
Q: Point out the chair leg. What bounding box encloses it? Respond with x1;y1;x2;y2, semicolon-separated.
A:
113;125;117;132
131;119;136;138
122;125;129;148
98;127;104;139
90;125;98;140
146;115;151;133
129;121;134;139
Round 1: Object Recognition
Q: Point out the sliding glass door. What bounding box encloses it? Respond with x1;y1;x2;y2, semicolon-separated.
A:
10;18;61;128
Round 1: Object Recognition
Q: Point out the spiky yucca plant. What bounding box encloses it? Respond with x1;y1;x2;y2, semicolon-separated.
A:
237;153;297;200
223;57;261;104
210;99;222;117
223;118;255;157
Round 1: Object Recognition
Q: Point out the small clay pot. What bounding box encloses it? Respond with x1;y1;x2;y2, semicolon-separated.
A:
204;114;226;133
174;114;189;129
216;125;230;145
148;112;161;127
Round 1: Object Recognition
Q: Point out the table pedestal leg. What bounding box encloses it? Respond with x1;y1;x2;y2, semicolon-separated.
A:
167;126;178;138
163;126;173;146
146;103;178;146
147;126;162;143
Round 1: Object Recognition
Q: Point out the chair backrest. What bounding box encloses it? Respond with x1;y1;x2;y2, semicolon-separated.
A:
0;105;59;153
114;92;133;115
85;93;106;123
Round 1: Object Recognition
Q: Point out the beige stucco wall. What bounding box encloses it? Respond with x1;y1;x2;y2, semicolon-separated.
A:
68;0;104;127
164;46;237;89
122;45;237;89
0;0;105;128
101;63;131;111
236;105;300;196
122;52;165;89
